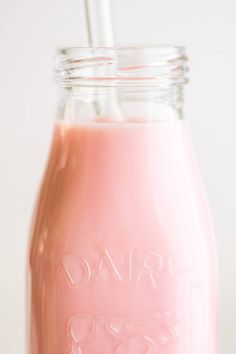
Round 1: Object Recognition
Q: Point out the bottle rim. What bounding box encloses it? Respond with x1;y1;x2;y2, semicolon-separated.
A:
54;45;188;88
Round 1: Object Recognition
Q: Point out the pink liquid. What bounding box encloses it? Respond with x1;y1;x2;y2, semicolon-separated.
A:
29;120;217;354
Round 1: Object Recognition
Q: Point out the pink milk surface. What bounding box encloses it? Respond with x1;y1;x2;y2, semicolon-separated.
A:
29;120;218;354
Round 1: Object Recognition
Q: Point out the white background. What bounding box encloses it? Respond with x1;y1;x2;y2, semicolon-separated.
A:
0;0;235;353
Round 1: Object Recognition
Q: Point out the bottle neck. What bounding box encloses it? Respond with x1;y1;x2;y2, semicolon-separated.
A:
57;85;184;123
55;46;187;123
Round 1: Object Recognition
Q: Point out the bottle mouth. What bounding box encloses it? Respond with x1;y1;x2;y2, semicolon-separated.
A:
54;45;188;88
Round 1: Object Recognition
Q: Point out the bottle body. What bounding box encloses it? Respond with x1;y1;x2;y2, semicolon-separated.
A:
28;47;218;354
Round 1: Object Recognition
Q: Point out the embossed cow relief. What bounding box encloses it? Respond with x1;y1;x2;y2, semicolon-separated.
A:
67;312;180;353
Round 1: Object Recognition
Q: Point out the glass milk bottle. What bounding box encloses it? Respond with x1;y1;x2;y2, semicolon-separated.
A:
28;46;218;354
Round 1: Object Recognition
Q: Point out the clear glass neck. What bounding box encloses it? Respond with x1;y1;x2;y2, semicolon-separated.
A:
54;46;188;123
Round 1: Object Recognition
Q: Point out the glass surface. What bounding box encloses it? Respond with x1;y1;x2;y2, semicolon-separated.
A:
28;46;218;354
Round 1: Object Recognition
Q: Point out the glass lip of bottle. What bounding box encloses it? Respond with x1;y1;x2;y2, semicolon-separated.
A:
54;45;188;88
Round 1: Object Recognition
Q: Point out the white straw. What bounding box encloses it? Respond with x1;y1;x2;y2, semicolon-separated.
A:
84;0;114;47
